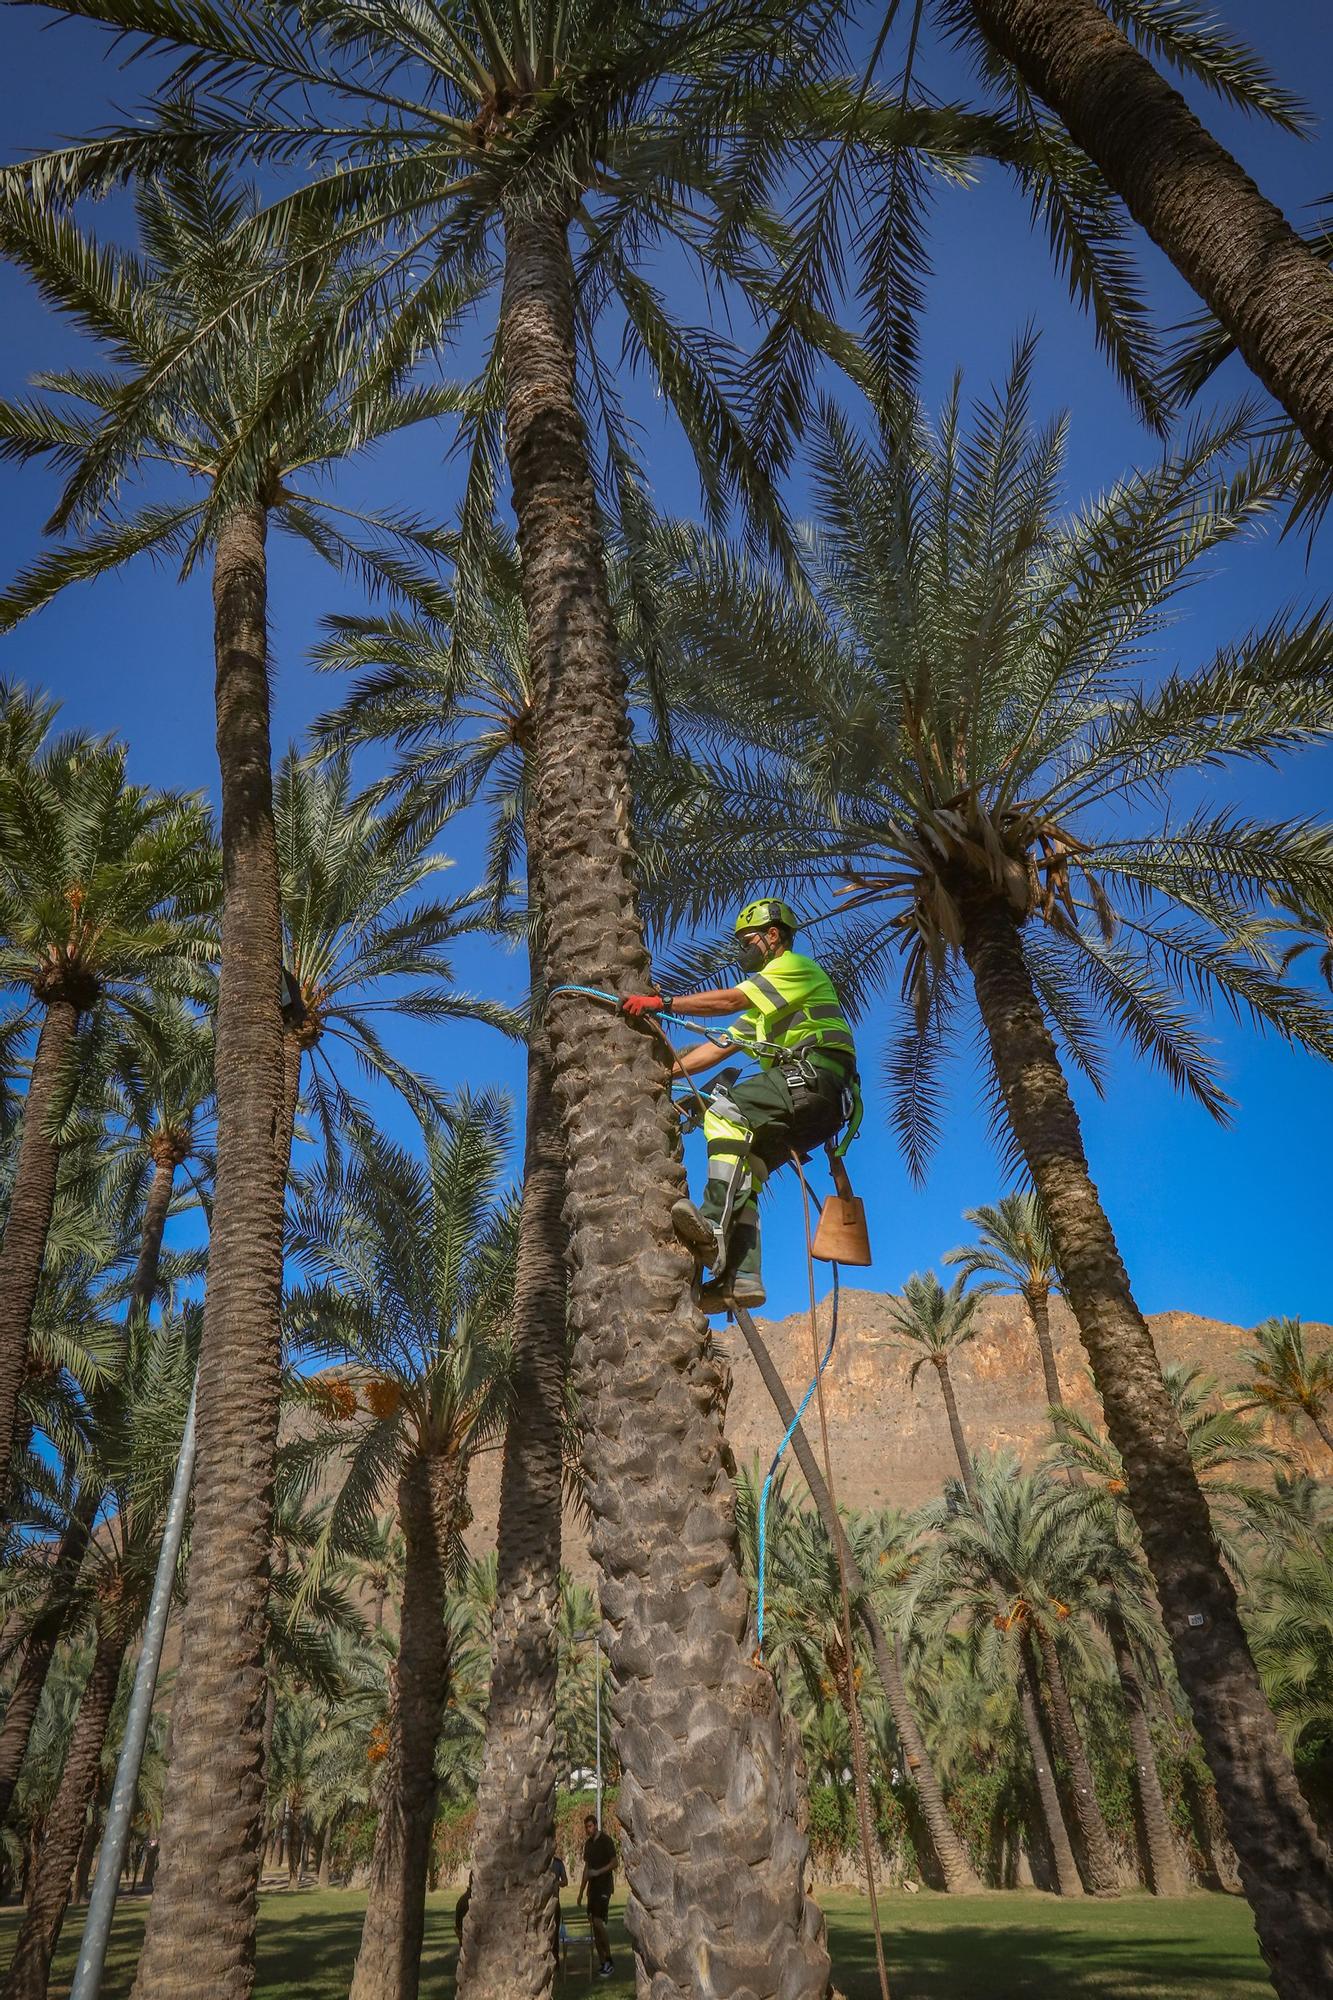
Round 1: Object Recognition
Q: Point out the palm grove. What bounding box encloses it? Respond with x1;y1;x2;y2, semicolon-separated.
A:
0;4;1332;2000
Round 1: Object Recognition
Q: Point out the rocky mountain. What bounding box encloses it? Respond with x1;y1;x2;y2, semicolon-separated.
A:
465;1290;1330;1579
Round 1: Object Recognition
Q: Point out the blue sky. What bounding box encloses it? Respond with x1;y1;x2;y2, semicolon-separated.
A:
1;3;1331;1337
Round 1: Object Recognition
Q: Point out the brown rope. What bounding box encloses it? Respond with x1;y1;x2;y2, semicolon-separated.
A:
791;1151;892;2000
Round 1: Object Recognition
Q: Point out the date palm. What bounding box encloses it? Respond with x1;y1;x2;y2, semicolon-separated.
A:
0;165;477;1999
883;1273;984;1498
920;1459;1123;1895
1;1306;196;2000
643;357;1333;1988
947;0;1333;468
1250;1544;1333;1755
727;1298;979;1890
4;6;1037;1977
1236;1319;1333;1466
286;1098;515;2000
879;1270;1089;1890
0;730;214;1494
274;747;513;1177
945;1193;1065;1411
0;1154;186;1829
314;570;578;1991
94;995;216;1321
1050;1365;1282;1892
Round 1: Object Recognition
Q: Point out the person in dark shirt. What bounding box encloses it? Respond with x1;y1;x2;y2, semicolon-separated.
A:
577;1812;617;1976
453;1871;472;1945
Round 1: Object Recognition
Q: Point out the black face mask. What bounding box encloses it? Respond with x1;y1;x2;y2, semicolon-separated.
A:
737;936;767;975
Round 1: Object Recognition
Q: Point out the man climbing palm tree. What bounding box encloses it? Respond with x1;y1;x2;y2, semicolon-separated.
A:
624;898;858;1309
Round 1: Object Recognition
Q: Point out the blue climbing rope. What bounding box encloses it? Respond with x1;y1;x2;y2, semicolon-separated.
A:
545;984;793;1060
756;1263;840;1653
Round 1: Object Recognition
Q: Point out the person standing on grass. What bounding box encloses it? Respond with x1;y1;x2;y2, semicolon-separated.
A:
577;1812;617;1977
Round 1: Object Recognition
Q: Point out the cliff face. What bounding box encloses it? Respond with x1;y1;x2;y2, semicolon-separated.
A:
465;1290;1331;1578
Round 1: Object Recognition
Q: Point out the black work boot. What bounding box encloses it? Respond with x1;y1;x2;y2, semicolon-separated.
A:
695;1272;767;1312
672;1198;719;1262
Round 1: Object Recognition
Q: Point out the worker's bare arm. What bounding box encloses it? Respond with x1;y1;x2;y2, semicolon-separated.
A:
673;1042;731;1078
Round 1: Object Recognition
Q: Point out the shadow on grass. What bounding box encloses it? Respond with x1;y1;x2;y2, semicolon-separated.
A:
4;1886;1269;2000
825;1900;1270;2000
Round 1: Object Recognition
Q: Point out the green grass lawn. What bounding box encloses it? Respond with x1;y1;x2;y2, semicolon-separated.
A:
2;1884;1271;2000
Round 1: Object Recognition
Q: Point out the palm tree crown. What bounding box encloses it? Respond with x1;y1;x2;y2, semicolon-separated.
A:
945;1193;1056;1302
274;749;515;1160
884;1271;982;1386
1236;1319;1333;1463
0;735;215;1020
0;168;461;626
641;350;1333;1175
285;1095;516;1597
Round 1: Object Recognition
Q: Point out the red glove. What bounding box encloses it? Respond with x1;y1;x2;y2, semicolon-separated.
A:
622;994;671;1018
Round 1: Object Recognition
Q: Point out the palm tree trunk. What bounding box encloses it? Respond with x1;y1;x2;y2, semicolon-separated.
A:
348;1449;460;2000
0;1489;97;1825
1017;1632;1083;1896
0;998;80;1498
459;998;570;1997
2;1624;129;2000
731;1302;981;1892
278;1033;301;1181
934;1356;978;1503
1025;1286;1064;1410
129;502;288;2000
74;1782;106;1902
961;888;1333;1994
500;202;829;2000
1106;1602;1186;1895
967;0;1333;464
1031;1623;1120;1894
926;1328;1080;1894
128;1151;178;1322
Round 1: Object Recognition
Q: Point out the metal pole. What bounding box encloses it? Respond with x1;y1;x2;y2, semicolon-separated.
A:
70;1377;197;2000
594;1638;602;1830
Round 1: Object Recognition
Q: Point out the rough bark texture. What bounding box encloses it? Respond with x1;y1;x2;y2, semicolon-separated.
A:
130;505;287;2000
2;1624;128;2000
458;1002;569;1997
1032;1623;1120;1894
0;1000;80;1502
1107;1602;1186;1895
0;1490;97;1825
962;890;1333;1993
934;1358;976;1501
1026;1287;1063;1411
968;0;1333;464
347;1449;461;2000
128;1149;180;1322
731;1303;980;1893
1017;1632;1083;1896
501;201;828;2000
